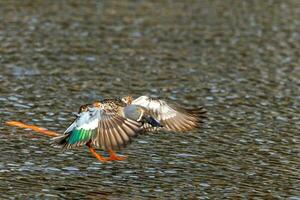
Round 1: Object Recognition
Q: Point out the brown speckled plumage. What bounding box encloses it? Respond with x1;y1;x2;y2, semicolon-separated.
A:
93;98;127;113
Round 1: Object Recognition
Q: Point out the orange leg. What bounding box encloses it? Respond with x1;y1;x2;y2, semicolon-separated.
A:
5;121;59;137
106;149;127;161
86;143;108;163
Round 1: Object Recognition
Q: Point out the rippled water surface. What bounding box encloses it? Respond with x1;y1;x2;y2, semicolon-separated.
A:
0;1;300;199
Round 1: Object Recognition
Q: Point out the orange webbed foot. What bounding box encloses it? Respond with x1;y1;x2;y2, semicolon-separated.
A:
87;143;109;163
93;153;109;163
106;149;127;161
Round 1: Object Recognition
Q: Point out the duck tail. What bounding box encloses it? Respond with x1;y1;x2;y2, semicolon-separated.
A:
144;116;162;127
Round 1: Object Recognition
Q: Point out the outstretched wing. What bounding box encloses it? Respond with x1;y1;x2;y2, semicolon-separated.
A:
132;96;206;132
51;107;142;150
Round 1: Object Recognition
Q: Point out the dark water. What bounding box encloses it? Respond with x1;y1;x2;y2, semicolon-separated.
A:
0;1;299;199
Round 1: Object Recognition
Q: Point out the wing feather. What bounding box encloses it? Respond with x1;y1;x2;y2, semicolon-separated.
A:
132;96;206;132
116;124;130;145
105;117;119;149
91;109;142;150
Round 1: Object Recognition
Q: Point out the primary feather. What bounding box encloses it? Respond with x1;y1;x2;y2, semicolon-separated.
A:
131;96;206;132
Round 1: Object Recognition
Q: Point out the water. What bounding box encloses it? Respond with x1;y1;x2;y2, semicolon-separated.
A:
0;1;299;199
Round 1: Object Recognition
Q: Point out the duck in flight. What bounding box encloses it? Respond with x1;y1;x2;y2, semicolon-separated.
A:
50;95;206;162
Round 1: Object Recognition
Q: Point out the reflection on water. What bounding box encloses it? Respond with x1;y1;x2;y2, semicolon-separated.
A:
0;0;299;199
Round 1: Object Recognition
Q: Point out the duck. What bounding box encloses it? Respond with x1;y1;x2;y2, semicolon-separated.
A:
51;95;206;162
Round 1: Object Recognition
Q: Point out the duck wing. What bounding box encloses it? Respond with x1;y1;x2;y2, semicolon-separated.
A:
91;108;142;150
132;96;206;132
51;107;142;150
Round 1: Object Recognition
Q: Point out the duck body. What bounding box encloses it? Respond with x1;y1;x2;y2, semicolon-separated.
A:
94;98;162;128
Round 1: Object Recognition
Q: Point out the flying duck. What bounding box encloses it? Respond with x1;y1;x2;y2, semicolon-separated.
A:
50;96;206;162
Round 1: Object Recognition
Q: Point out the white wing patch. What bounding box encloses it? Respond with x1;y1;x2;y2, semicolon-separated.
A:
64;108;101;133
78;118;98;130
